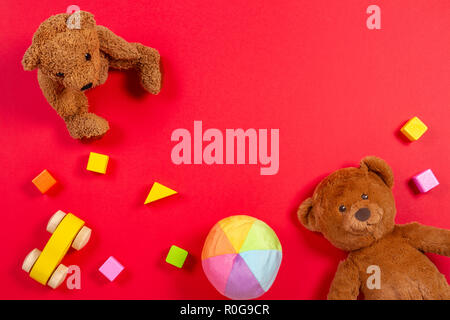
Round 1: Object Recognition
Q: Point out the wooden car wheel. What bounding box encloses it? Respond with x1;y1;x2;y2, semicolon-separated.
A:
22;248;41;273
47;264;68;289
72;226;91;250
46;210;66;233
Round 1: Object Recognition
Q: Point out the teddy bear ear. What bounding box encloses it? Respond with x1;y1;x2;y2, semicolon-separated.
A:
360;156;394;188
22;44;40;71
77;11;96;29
297;197;318;231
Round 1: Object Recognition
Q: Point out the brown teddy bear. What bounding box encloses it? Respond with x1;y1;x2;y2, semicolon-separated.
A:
22;11;161;140
298;156;450;300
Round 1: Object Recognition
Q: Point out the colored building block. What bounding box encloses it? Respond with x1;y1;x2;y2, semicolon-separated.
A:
86;152;109;174
412;169;439;193
166;245;188;268
144;182;177;204
99;256;124;281
32;169;57;194
400;116;428;141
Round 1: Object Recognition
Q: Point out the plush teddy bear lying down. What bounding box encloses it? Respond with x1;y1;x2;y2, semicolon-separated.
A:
22;11;161;140
298;156;450;300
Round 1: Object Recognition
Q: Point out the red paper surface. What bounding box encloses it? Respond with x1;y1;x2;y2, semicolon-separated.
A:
0;0;449;299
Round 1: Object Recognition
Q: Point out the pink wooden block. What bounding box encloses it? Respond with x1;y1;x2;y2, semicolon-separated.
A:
99;256;124;281
412;169;439;193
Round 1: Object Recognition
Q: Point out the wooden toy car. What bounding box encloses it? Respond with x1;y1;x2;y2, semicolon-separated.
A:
22;211;91;289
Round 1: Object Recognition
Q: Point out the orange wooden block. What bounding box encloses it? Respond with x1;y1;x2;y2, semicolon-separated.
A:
32;170;57;194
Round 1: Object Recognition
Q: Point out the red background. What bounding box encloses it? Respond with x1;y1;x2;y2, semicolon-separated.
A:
1;0;449;299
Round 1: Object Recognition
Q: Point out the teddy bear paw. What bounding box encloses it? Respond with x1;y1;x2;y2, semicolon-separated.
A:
66;113;110;140
135;44;162;95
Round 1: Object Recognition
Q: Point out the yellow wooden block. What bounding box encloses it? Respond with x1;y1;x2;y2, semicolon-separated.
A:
145;182;177;204
400;117;428;141
29;213;84;285
86;152;109;174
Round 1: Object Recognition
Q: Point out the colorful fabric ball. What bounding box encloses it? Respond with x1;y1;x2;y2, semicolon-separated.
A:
202;215;282;300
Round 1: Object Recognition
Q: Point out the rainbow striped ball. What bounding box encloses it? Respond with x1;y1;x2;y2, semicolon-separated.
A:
202;215;282;300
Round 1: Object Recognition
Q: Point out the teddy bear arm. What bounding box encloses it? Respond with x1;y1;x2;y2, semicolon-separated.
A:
396;223;450;257
327;259;361;300
96;25;140;61
37;71;88;118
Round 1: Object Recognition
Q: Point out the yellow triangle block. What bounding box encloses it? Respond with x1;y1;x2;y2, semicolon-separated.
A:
145;182;177;204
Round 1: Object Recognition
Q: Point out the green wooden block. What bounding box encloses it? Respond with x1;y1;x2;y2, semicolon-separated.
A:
166;245;188;268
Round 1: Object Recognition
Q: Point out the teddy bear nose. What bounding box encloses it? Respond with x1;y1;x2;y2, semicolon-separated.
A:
355;208;371;222
81;82;93;91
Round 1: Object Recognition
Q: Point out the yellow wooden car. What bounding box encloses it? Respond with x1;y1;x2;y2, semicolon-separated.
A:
22;211;91;289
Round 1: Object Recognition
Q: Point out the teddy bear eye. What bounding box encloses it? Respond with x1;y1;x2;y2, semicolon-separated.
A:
362;194;369;200
85;53;91;61
56;72;64;77
339;205;346;213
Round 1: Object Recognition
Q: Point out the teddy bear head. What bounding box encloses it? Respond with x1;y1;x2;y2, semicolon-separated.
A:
298;156;396;251
22;11;102;91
